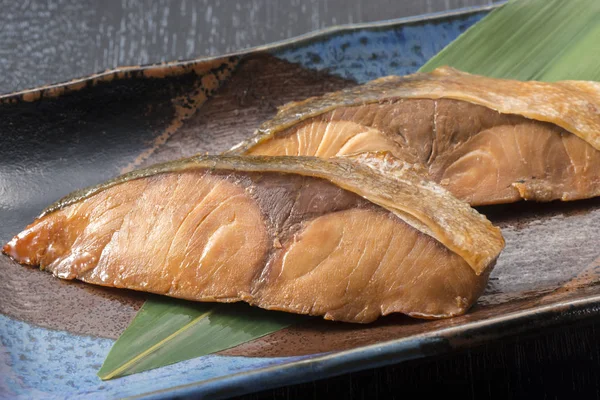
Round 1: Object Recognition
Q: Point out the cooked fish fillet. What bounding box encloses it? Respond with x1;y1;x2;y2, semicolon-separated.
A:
229;67;600;206
3;153;504;323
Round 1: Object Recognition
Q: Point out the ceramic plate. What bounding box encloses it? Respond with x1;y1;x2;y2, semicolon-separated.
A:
3;4;600;399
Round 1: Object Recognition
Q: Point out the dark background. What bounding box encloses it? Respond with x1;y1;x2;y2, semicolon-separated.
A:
3;1;599;399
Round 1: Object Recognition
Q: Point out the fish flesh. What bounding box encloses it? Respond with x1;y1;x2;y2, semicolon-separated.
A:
229;67;600;206
3;153;504;323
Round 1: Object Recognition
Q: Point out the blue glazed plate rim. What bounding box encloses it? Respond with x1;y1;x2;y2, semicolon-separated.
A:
135;293;600;399
0;2;504;100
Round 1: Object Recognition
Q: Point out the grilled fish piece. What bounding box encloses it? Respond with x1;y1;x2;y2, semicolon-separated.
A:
229;67;600;206
3;153;504;323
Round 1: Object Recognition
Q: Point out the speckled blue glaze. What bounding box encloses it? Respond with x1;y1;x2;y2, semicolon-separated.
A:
0;315;310;399
1;9;488;400
273;12;486;83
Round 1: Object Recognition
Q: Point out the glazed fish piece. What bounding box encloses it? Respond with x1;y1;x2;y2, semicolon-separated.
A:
3;153;504;323
229;67;600;206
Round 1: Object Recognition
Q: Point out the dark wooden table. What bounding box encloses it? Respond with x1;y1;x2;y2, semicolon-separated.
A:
2;1;599;399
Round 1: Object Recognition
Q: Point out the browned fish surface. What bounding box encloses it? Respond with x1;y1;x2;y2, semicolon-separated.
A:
230;67;600;206
3;154;503;323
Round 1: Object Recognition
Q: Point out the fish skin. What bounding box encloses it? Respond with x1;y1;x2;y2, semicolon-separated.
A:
230;67;600;152
25;154;504;275
3;154;503;323
229;67;600;206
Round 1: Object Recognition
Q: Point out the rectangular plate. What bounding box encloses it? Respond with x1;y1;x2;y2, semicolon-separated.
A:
3;4;600;399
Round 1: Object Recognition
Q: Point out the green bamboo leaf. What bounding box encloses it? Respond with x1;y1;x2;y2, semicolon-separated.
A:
420;0;600;81
98;296;301;380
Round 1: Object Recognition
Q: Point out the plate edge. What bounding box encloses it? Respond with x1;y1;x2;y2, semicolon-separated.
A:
132;291;600;400
0;2;504;100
